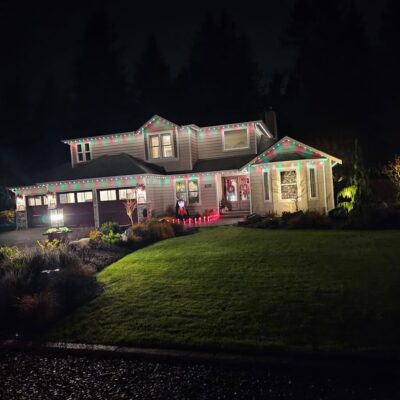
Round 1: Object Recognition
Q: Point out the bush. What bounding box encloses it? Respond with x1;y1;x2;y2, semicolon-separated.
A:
101;231;123;245
285;211;332;229
100;221;120;235
0;246;21;262
16;291;59;332
165;205;175;216
89;230;102;241
148;221;175;241
170;222;185;236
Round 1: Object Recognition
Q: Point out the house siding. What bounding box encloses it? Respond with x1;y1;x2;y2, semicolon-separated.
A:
197;123;257;160
250;163;333;216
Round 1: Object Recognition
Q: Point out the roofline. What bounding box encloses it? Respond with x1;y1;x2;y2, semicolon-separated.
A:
61;118;273;144
241;135;342;170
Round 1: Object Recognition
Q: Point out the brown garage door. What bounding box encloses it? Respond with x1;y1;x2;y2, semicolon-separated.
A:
26;195;49;227
57;191;95;228
97;188;138;227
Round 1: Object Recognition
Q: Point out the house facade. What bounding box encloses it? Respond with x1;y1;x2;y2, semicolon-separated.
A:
11;115;341;229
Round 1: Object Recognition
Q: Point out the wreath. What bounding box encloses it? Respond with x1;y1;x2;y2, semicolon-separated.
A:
227;179;235;193
241;183;249;194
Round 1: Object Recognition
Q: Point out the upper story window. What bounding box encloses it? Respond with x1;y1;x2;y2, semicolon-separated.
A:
223;128;249;151
77;142;92;162
149;132;174;159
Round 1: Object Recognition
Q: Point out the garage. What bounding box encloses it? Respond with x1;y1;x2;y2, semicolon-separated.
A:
26;195;49;227
57;191;95;228
97;187;138;226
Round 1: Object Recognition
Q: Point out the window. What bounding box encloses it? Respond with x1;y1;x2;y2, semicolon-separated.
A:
223;128;249;151
28;196;43;206
188;179;199;204
263;172;271;201
59;192;75;204
99;189;117;201
77;142;91;162
77;191;93;203
308;168;317;198
118;188;136;200
175;181;187;202
280;170;298;200
175;179;200;204
149;132;174;159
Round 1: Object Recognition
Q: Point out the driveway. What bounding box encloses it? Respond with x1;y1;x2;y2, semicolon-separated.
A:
0;228;47;247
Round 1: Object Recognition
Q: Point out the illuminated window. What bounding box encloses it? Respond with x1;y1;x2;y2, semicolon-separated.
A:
77;142;91;162
188;179;199;204
28;196;43;206
175;180;200;204
263;172;271;201
308;168;317;198
149;133;174;159
280;170;298;200
77;191;93;203
223;128;249;150
118;188;136;200
99;190;117;201
59;192;75;204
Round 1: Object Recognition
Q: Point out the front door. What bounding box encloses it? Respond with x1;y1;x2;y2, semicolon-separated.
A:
223;176;250;211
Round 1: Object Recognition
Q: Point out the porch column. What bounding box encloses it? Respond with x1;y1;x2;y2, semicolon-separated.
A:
92;189;100;228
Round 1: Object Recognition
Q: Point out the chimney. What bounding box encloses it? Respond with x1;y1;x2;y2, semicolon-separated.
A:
264;109;278;138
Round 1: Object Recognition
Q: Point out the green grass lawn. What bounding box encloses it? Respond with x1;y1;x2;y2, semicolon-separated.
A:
49;227;400;356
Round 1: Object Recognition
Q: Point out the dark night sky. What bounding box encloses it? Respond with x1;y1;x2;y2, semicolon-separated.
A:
0;0;392;185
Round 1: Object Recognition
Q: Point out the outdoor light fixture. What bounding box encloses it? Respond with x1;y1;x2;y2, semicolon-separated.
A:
50;209;64;227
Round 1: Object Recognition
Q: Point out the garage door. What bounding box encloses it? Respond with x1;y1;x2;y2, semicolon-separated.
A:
57;191;95;228
26;195;49;227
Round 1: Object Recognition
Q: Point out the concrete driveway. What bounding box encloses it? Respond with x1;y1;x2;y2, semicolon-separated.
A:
0;228;47;247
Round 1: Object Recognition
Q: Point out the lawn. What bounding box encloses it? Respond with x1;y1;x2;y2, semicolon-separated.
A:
49;227;400;356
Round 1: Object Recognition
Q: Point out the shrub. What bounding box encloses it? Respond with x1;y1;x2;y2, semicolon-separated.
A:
89;230;102;241
170;222;184;236
0;246;21;262
36;239;61;251
101;231;123;245
286;211;332;229
16;291;59;332
100;221;120;235
165;205;175;216
148;221;175;241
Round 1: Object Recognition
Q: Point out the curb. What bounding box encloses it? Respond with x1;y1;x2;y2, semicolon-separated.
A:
1;340;399;373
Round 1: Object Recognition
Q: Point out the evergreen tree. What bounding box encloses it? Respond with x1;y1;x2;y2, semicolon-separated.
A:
173;11;264;125
284;0;371;140
73;9;129;134
132;35;171;120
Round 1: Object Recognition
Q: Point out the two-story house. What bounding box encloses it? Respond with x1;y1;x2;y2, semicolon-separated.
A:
11;114;341;229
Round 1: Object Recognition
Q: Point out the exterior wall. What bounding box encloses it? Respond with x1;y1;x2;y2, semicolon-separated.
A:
145;129;192;172
190;128;198;166
145;175;219;217
70;137;146;165
250;162;335;215
197;123;257;160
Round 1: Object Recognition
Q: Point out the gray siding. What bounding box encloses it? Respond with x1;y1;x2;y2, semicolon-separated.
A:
197;124;257;160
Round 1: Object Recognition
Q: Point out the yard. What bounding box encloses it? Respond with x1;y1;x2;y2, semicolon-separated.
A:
49;227;400;356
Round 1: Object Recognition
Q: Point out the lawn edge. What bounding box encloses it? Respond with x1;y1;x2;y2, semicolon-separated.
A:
1;340;399;372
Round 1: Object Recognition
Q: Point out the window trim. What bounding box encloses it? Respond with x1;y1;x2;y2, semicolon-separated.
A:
278;167;300;202
262;171;272;202
59;192;76;204
76;142;92;163
118;188;136;200
99;189;117;202
76;191;93;203
147;130;176;161
174;178;201;205
222;127;250;152
307;167;318;199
